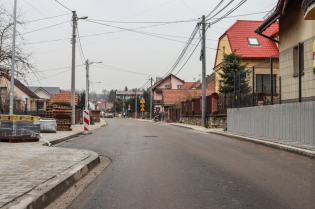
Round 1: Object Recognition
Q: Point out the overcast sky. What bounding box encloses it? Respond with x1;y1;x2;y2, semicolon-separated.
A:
4;0;277;93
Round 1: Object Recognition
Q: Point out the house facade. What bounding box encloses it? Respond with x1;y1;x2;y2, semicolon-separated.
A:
0;74;48;113
214;20;279;95
150;74;185;112
255;0;315;103
29;87;60;100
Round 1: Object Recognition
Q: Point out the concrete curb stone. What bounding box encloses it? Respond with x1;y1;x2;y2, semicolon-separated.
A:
4;150;100;209
169;123;315;159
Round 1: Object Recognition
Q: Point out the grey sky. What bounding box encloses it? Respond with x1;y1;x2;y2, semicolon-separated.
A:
4;0;277;93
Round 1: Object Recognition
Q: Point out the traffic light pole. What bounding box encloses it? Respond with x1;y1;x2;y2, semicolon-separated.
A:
150;77;153;120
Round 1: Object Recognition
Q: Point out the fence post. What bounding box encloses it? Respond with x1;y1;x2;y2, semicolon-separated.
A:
298;42;302;102
252;66;255;106
270;56;273;105
211;93;218;114
234;74;236;107
239;74;241;107
36;100;39;116
279;76;281;104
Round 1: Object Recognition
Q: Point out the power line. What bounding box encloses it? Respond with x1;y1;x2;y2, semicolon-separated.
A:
205;0;225;18
54;0;72;12
93;64;156;76
22;21;69;35
38;65;83;72
22;0;70;34
24;13;70;23
85;20;217;50
87;18;199;24
207;0;234;20
77;26;86;62
46;0;69;14
179;0;199;16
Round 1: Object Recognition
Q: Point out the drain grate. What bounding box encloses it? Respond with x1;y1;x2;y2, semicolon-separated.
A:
143;136;158;137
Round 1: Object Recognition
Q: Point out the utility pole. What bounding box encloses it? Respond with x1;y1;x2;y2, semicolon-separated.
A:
71;11;77;125
150;77;153;120
85;59;89;110
135;90;137;119
201;15;207;128
9;0;17;115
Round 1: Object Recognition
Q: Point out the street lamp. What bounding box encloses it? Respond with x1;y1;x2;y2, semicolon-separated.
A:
85;60;102;110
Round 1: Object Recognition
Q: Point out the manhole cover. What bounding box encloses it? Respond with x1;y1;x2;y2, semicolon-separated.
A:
143;136;158;137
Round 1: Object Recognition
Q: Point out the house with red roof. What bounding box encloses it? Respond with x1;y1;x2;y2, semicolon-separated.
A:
149;74;185;113
214;20;279;93
0;74;51;113
179;80;201;90
255;0;315;103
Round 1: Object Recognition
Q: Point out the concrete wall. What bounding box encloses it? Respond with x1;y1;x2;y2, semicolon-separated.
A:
227;102;315;145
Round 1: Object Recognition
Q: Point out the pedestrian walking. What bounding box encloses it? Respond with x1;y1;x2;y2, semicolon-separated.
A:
123;112;126;118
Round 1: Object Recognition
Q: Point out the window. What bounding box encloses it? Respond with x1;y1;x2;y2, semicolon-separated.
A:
248;38;260;46
177;85;182;89
0;87;7;94
37;101;44;110
293;44;304;76
165;85;170;89
256;74;276;93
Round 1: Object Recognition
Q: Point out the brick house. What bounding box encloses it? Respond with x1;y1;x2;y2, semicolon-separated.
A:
149;74;185;113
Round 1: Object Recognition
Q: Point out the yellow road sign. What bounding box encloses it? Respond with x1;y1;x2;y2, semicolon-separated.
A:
140;98;145;103
140;108;145;111
140;104;145;108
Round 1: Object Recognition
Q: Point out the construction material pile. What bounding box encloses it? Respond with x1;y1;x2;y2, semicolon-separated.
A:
91;110;101;123
40;119;57;133
46;105;72;131
0;115;41;143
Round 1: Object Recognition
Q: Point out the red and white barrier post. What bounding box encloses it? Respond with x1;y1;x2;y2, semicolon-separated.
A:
84;110;90;132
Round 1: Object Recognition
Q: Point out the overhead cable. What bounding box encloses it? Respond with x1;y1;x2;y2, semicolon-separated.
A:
205;0;225;18
55;0;72;12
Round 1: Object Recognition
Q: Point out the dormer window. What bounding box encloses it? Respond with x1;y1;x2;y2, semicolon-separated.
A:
248;37;260;46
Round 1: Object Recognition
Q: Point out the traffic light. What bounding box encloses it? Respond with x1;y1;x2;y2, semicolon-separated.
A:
109;109;111;113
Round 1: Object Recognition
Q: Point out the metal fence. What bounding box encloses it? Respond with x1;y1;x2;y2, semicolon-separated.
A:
234;35;315;107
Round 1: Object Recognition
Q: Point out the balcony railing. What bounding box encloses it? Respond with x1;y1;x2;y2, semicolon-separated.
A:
303;0;315;19
154;100;162;104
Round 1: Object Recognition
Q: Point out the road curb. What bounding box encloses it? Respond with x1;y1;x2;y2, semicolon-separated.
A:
5;150;100;209
170;123;315;159
42;120;106;146
209;131;315;158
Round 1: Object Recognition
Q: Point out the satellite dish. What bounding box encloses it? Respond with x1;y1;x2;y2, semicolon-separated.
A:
22;96;28;104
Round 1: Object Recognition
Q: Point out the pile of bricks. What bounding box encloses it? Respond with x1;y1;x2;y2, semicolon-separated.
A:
45;105;72;131
91;110;100;123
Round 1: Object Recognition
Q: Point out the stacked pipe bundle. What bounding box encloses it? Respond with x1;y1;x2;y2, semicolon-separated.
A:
45;105;72;131
0;115;41;143
91;110;101;123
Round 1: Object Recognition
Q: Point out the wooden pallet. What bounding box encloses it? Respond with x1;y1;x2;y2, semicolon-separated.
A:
0;137;39;143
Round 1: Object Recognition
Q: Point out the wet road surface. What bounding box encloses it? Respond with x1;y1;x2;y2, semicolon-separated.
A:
59;118;315;209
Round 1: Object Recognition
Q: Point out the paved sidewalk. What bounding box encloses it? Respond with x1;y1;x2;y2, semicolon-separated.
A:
41;119;106;144
0;119;106;208
171;123;315;158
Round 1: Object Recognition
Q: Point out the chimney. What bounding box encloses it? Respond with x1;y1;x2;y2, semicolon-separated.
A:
156;77;162;83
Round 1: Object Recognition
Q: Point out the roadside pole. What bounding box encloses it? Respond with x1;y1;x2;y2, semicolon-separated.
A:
135;90;137;119
9;0;17;115
150;77;153;120
85;59;89;111
201;15;207;128
71;11;77;125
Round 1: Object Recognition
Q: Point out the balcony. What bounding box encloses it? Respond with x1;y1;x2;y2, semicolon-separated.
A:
303;0;315;20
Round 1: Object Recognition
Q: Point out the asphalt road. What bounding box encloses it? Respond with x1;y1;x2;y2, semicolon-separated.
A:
60;118;315;209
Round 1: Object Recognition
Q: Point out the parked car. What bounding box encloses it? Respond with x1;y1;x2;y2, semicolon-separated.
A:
108;113;113;118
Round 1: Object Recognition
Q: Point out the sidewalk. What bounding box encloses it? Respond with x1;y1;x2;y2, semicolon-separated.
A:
0;119;106;209
170;123;315;158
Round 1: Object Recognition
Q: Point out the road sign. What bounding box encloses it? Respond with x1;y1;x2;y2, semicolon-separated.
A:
140;98;145;111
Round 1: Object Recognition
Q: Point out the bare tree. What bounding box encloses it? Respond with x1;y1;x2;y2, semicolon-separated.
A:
0;4;37;83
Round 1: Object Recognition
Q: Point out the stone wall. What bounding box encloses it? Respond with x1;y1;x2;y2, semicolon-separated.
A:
180;115;227;129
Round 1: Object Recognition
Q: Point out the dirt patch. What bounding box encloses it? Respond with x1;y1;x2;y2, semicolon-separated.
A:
44;156;110;209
